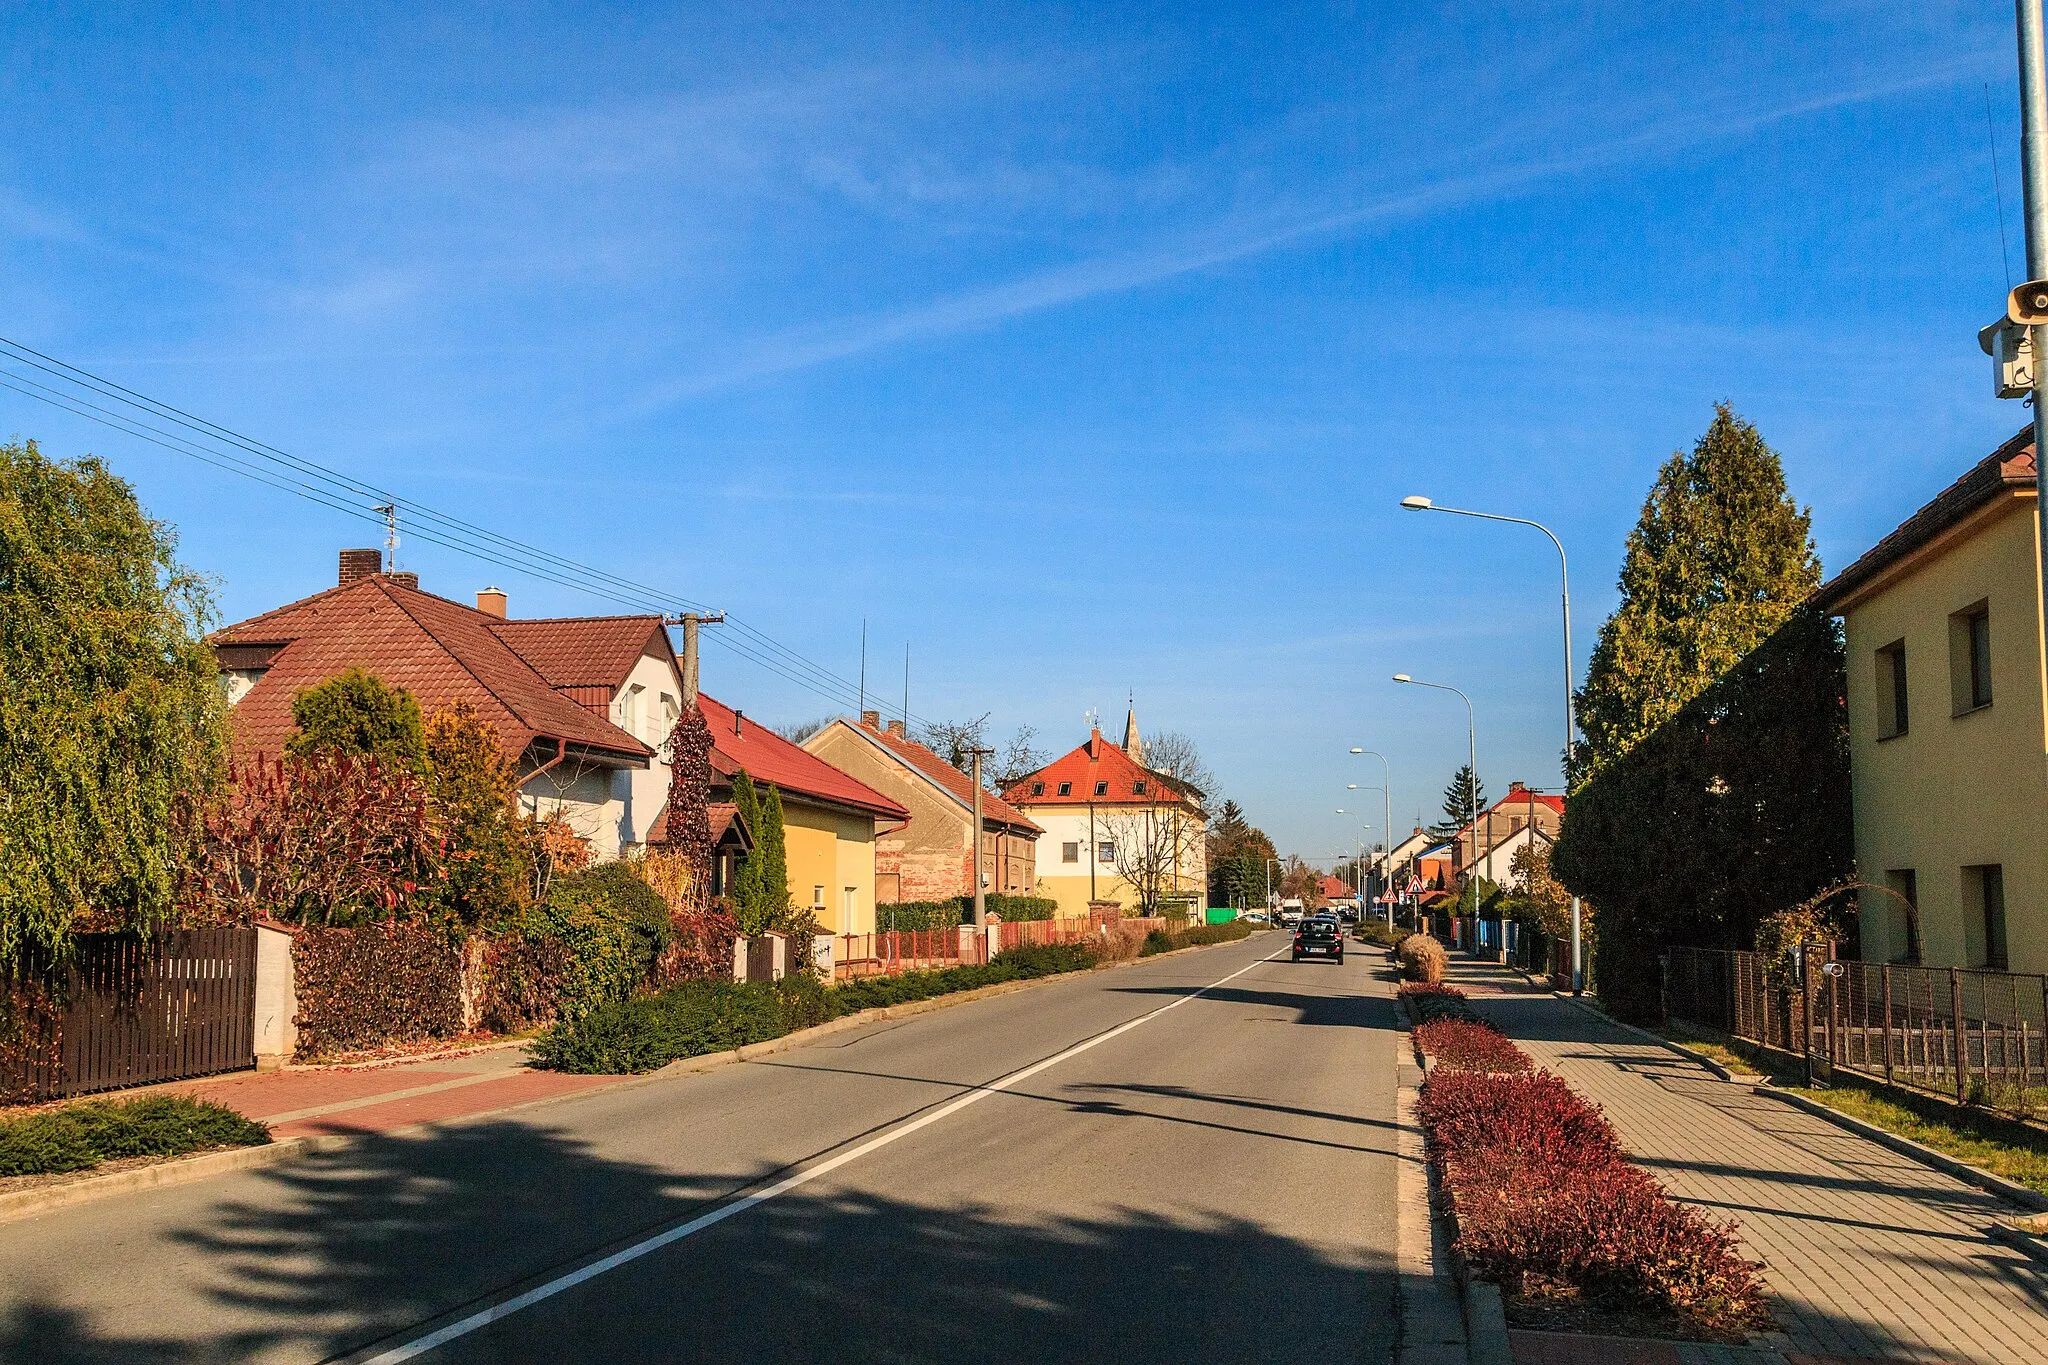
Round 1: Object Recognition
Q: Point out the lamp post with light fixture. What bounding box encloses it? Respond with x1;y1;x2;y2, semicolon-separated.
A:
1393;673;1490;959
1347;747;1395;925
1400;495;1583;992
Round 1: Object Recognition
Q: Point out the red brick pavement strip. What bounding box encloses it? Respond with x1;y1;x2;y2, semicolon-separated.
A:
1445;958;2048;1365
269;1072;621;1139
174;1068;477;1120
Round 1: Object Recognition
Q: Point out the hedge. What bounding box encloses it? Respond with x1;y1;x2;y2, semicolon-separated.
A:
294;923;464;1060
533;942;1099;1075
1138;920;1255;956
0;1095;269;1176
874;894;1059;931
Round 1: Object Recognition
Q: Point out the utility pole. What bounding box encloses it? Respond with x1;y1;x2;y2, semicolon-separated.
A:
672;611;726;709
967;745;994;927
2018;0;2048;730
858;618;867;718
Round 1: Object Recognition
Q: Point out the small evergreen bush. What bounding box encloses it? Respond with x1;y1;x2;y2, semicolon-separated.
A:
0;1095;269;1176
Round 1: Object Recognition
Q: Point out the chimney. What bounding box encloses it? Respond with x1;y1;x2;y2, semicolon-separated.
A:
861;709;880;729
476;587;507;618
339;548;382;586
733;708;744;736
385;571;419;590
887;719;905;737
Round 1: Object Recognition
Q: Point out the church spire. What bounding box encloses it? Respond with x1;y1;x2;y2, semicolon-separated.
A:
1122;695;1143;762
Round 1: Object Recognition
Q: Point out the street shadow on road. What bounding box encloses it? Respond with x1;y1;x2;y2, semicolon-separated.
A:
1108;980;1393;1031
0;1111;1397;1363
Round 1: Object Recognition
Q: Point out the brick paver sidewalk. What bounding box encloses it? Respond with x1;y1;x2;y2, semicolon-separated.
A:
171;1044;620;1138
1441;958;2048;1365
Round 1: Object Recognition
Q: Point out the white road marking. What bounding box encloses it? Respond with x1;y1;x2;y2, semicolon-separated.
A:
363;946;1283;1362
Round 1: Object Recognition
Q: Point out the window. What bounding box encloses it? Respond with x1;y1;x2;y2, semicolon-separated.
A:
1056;781;1072;796
1031;781;1045;796
1098;841;1115;864
1093;780;1109;796
621;683;645;737
1949;602;1992;714
844;887;857;922
1964;864;2008;969
812;885;825;907
1883;869;1919;965
1132;779;1147;795
659;692;678;737
1062;841;1079;863
1875;640;1908;739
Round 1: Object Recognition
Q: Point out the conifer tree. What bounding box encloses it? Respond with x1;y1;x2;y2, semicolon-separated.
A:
756;783;791;917
1574;404;1820;780
287;668;425;771
1429;767;1485;840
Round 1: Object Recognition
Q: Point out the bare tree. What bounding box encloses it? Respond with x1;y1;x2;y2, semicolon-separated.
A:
774;716;833;745
1143;730;1218;808
992;724;1049;789
1098;804;1207;915
917;714;991;772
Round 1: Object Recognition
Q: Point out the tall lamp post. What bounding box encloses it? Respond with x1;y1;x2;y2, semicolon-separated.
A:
1393;673;1488;960
1265;857;1284;911
1347;746;1395;926
1401;495;1583;993
1346;782;1391;923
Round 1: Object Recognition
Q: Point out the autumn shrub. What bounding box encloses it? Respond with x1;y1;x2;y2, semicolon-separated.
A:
1416;1067;1768;1338
0;1095;269;1176
294;922;464;1059
1413;1019;1531;1074
480;895;641;1033
1398;933;1447;984
1399;981;1477;1025
1094;923;1149;962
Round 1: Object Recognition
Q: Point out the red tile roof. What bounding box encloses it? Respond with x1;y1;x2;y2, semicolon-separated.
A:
695;695;909;821
1318;875;1355;900
1817;427;2037;611
211;577;652;764
491;616;674;690
825;721;1041;834
1002;730;1203;810
647;800;750;850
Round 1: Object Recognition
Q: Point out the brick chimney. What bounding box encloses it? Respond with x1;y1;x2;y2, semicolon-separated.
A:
887;719;905;737
385;571;419;590
860;709;880;729
476;587;507;618
339;548;382;586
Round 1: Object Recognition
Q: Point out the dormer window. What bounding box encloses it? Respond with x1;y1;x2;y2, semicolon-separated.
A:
1031;781;1046;796
1056;781;1072;796
1093;780;1109;796
1132;779;1147;795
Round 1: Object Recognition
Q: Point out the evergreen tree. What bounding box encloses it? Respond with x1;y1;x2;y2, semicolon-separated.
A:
422;702;525;926
1574;404;1820;780
757;783;791;918
1429;767;1485;840
287;668;425;770
726;771;766;930
1;440;228;961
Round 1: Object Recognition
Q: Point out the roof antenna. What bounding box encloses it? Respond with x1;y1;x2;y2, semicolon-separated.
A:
372;502;399;571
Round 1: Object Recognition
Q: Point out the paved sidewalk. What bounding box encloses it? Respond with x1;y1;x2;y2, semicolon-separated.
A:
171;1044;621;1138
1441;958;2048;1365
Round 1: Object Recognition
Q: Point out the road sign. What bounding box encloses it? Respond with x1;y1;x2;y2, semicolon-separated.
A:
1405;876;1423;894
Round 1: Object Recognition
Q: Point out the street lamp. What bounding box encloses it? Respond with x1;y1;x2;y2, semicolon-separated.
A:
1393;673;1489;960
1349;747;1395;927
1402;494;1584;993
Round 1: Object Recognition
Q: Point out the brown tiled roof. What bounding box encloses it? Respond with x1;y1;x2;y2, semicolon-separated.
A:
826;721;1041;834
491;616;674;690
211;576;653;763
1002;729;1203;811
696;695;910;821
1817;427;2037;611
647;800;751;850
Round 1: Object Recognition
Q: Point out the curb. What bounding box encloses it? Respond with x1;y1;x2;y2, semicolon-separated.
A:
1752;1083;2048;1213
1393;1013;1471;1365
0;931;1269;1224
0;1133;354;1225
1987;1221;2048;1267
1460;1281;1513;1365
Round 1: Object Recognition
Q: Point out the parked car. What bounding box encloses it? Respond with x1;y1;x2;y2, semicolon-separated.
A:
1291;916;1344;963
1243;910;1271;925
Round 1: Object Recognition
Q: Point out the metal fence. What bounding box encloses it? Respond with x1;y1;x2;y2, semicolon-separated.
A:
2;927;258;1102
1665;944;2048;1110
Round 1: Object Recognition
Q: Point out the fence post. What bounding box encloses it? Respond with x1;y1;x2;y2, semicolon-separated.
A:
1881;964;1894;1087
251;921;298;1071
1799;946;1814;1089
1951;967;1968;1104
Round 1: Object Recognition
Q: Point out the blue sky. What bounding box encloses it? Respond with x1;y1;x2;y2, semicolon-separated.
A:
0;2;2029;860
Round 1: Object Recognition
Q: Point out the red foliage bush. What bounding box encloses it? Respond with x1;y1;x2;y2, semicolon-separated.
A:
1413;1018;1532;1074
294;923;464;1059
1417;1067;1769;1337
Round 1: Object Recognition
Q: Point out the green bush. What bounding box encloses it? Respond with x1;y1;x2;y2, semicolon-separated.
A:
986;894;1057;922
1138;920;1255;955
876;899;966;931
0;1095;269;1176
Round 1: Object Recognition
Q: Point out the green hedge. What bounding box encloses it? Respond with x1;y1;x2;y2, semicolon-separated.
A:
0;1095;269;1176
1138;920;1256;956
986;894;1056;922
533;942;1099;1074
874;894;1059;930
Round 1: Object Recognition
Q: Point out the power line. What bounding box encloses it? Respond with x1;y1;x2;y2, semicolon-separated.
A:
0;336;940;728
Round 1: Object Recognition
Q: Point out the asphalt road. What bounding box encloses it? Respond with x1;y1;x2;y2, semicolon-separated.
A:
0;932;1400;1364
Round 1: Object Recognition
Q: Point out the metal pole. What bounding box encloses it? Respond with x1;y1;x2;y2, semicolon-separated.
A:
2019;0;2048;798
970;748;988;927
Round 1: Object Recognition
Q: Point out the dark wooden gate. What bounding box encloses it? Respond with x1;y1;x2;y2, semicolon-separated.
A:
2;928;258;1101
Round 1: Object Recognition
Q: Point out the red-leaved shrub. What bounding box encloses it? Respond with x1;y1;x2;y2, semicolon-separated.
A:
1414;1018;1532;1074
293;923;464;1059
1416;1066;1769;1337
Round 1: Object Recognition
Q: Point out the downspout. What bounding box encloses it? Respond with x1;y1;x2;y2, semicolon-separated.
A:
523;736;571;808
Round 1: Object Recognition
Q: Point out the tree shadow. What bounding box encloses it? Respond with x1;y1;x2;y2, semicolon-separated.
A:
1109;982;1393;1030
0;1110;1398;1364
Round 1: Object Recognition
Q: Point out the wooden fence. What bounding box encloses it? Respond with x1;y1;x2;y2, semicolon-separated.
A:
2;927;258;1102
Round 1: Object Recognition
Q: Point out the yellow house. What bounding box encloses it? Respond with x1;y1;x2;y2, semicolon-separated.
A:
1001;712;1207;918
695;694;909;936
1816;429;2044;972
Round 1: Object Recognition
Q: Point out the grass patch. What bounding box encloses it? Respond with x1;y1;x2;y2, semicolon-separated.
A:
0;1095;269;1177
535;941;1102;1075
1654;1023;1768;1079
1786;1075;2048;1197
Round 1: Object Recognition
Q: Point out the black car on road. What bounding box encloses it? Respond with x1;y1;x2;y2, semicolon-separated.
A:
1291;915;1344;963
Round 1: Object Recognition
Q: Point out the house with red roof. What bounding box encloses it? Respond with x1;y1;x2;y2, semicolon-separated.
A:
213;549;908;933
1002;710;1207;917
803;712;1042;904
1441;783;1565;885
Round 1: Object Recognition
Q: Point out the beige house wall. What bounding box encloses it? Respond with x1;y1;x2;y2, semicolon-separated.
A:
781;799;879;937
1021;805;1207;917
1841;493;2048;972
